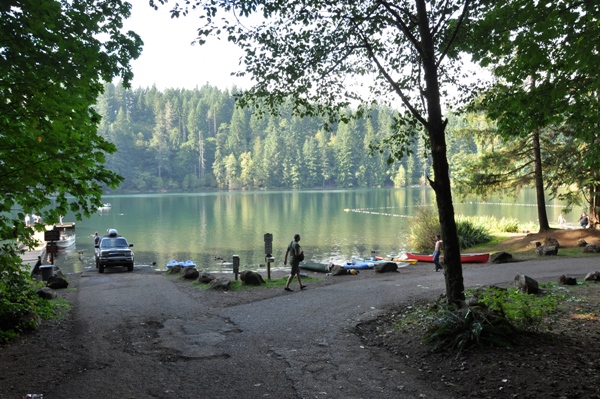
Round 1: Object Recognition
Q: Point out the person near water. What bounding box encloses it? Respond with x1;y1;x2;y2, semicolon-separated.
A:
284;233;306;291
579;212;589;229
433;235;443;272
558;214;567;227
93;232;100;246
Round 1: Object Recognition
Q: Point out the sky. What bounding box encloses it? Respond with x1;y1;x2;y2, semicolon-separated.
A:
121;0;249;91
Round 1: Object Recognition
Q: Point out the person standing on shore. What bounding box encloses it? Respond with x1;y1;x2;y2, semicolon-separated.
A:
284;233;306;291
579;212;589;229
433;235;443;272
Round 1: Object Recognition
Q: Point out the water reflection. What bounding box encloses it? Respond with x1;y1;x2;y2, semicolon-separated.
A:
52;188;567;274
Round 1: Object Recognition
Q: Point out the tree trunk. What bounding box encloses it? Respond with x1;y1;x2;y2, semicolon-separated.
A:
589;184;599;229
417;0;464;304
532;128;550;231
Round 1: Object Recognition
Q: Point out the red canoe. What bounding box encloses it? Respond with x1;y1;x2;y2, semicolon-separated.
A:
405;252;490;264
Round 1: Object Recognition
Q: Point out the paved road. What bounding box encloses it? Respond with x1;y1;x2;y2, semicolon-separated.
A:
44;258;597;398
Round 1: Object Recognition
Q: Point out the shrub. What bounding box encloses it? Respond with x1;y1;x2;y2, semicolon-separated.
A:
408;208;492;252
423;301;516;353
0;244;68;343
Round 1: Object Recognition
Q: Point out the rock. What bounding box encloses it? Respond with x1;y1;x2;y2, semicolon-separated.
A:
529;240;542;248
197;272;216;284
210;278;231;290
584;271;600;281
490;252;513;264
558;275;577;285
535;245;558;256
515;273;539;294
375;262;398;273
47;275;69;289
240;270;265;286
181;267;199;280
330;265;348;276
166;265;182;275
582;244;600;253
577;238;588;247
544;237;560;248
36;287;57;299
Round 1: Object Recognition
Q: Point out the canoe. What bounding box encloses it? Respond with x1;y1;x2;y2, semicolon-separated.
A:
299;262;329;273
405;252;490;264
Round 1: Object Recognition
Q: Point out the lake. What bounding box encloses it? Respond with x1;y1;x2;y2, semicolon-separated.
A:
52;188;568;274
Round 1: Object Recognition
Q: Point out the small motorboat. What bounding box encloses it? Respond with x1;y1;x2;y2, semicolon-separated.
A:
405;252;490;264
56;233;76;248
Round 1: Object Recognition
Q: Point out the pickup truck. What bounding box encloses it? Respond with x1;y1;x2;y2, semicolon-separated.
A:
95;229;134;273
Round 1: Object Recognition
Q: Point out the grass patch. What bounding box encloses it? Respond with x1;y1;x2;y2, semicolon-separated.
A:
166;272;320;291
395;281;587;354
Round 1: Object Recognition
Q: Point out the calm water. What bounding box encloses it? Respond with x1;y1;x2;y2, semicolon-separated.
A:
52;188;568;273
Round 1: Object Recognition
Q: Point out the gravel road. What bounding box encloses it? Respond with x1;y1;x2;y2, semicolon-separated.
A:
4;256;598;399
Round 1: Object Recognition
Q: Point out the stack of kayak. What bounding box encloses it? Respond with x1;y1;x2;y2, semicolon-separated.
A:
166;260;197;269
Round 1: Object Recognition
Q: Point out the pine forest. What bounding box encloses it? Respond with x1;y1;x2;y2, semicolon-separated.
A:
96;82;484;193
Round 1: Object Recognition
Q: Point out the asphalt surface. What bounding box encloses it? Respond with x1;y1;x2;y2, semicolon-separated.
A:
41;257;598;399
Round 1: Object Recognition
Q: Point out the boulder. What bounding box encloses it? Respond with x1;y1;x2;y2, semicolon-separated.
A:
47;275;69;289
529;240;542;248
181;267;199;280
210;278;231;290
515;273;539;294
36;287;57;299
544;237;560;248
166;265;182;275
490;252;513;264
240;270;265;286
584;271;600;281
535;245;558;256
558;275;577;285
374;262;398;273
197;272;216;284
577;238;588;247
582;244;600;253
330;265;348;276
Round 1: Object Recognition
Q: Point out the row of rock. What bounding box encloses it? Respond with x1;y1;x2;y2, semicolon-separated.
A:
167;265;266;289
32;265;69;299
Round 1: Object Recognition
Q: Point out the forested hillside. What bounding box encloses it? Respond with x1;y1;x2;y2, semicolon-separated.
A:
96;83;480;192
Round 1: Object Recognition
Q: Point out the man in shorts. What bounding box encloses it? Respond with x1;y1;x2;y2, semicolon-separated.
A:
284;233;306;291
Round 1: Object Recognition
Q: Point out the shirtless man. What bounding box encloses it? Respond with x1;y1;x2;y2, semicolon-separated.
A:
433;235;443;272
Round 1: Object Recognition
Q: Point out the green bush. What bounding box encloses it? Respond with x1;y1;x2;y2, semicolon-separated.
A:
408;208;493;252
0;244;67;343
468;284;565;331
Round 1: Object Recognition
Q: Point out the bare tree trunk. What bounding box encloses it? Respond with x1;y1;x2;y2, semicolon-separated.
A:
532;128;550;231
417;0;464;304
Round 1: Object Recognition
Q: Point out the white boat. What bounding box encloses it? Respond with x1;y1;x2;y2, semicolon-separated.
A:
56;233;76;248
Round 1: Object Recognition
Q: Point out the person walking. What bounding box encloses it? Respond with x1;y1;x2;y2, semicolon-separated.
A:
93;232;100;246
284;233;306;291
433;235;443;272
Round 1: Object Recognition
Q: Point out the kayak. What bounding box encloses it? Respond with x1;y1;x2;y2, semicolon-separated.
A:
166;259;197;268
375;256;418;264
343;261;375;269
299;262;329;273
405;252;490;263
